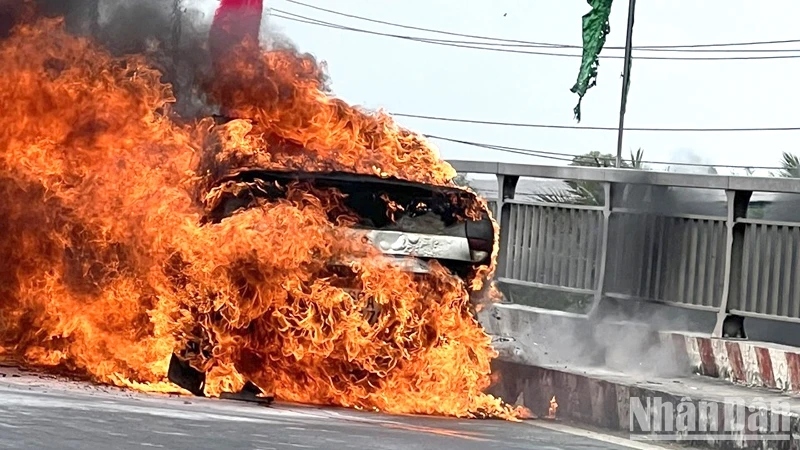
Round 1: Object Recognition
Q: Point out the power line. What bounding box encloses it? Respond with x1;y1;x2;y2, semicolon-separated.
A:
270;11;800;61
268;11;609;59
269;11;604;58
426;134;789;170
272;10;800;54
282;0;800;52
427;135;582;163
271;2;795;170
393;113;800;132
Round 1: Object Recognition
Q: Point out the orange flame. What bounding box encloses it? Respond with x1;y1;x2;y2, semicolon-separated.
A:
0;16;518;419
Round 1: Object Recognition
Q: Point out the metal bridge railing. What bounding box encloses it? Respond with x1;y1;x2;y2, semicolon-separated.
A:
451;160;800;336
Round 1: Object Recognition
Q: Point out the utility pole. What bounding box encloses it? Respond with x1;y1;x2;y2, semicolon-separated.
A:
615;0;636;168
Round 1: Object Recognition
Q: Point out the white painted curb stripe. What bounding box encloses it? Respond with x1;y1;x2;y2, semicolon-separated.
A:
769;347;790;391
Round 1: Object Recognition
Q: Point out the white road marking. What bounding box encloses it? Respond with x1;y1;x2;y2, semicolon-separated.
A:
527;421;673;450
151;430;189;437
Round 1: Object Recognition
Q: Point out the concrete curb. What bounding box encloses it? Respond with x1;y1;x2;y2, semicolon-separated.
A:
481;303;800;395
665;332;800;395
480;304;691;377
488;360;800;450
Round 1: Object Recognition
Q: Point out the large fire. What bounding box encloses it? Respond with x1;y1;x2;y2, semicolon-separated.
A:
0;1;519;419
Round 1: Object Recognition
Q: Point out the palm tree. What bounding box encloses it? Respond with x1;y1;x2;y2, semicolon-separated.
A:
536;149;645;205
775;152;800;178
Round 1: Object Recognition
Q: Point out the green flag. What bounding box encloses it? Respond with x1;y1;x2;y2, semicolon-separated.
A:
570;0;614;122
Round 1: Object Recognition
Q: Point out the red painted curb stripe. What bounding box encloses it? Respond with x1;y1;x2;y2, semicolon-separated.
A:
754;347;776;388
725;341;745;383
696;337;719;378
785;352;800;392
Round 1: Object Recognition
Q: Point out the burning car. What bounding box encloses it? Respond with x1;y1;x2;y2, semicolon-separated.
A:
0;0;516;419
160;0;499;402
166;117;498;400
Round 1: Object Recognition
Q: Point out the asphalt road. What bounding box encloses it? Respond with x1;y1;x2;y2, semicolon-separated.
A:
0;369;660;450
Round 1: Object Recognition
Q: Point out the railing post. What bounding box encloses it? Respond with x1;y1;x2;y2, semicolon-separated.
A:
590;182;614;315
495;174;519;279
713;189;752;337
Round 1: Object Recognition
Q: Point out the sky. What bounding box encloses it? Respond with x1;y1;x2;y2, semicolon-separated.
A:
194;0;800;175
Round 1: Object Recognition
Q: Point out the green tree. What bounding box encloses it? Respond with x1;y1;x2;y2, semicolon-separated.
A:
774;152;800;178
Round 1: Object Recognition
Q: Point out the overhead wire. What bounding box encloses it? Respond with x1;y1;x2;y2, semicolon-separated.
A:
269;9;800;132
270;2;798;169
282;0;800;52
425;134;788;170
270;10;800;61
270;11;800;61
392;113;800;132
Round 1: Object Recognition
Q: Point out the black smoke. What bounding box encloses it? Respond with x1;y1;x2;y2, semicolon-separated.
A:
0;0;332;119
0;0;215;117
0;0;316;120
98;0;218;118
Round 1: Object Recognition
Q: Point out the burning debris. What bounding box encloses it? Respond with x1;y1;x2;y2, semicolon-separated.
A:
0;0;519;419
547;396;559;419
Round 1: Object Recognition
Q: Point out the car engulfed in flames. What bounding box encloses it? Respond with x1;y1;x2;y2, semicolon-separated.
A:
204;170;496;286
166;117;499;400
0;0;526;420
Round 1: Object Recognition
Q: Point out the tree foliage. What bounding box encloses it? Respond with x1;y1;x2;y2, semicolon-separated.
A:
775;152;800;178
537;149;644;205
